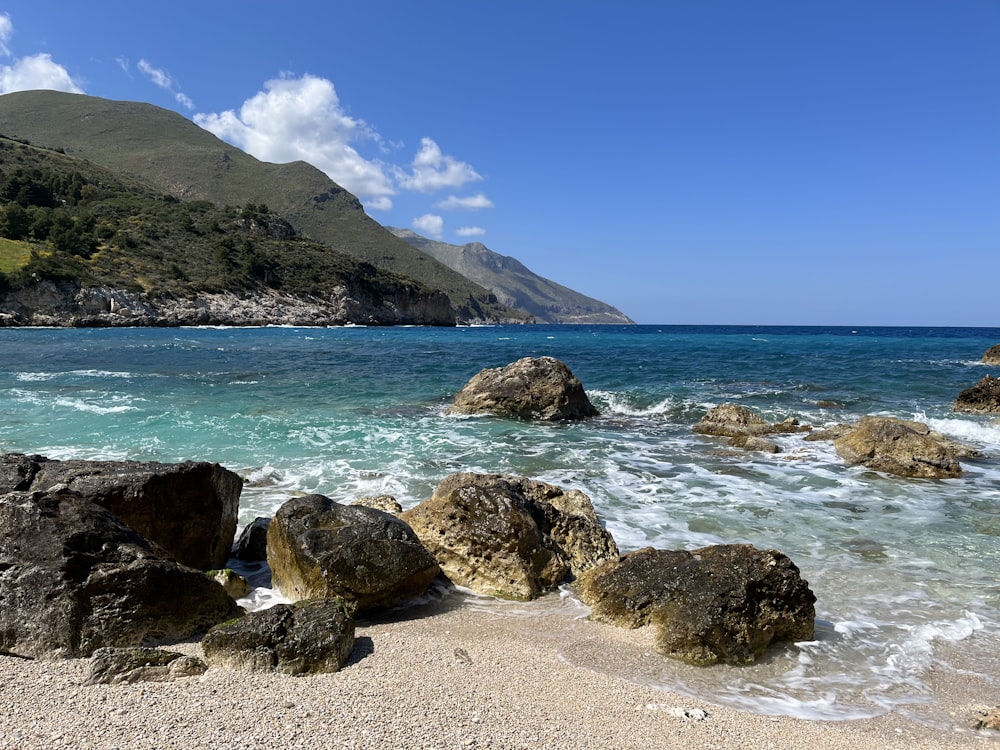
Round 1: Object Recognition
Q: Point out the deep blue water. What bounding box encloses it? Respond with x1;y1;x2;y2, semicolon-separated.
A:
2;324;998;719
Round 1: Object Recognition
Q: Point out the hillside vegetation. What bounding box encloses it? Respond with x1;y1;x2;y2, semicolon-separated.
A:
0;136;442;312
0;90;526;323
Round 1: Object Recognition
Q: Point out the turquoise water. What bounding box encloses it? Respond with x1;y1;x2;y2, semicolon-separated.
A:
2;324;998;719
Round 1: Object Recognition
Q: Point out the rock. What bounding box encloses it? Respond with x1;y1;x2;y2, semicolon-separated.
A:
974;706;1000;731
574;544;816;666
693;404;809;439
84;647;207;685
982;345;1000;366
401;473;619;601
0;489;240;658
266;495;440;611
231;516;271;562
832;416;963;478
729;435;781;453
201;599;355;675
209;568;253;599
0;453;241;570
350;495;403;514
954;375;1000;414
448;356;598;421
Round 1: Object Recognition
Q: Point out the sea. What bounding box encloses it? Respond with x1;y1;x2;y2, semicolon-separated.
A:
2;324;998;723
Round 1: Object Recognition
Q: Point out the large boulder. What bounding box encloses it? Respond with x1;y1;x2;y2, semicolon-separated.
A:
574;544;816;666
266;495;440;611
0;488;240;658
832;416;963;478
953;375;1000;415
0;453;242;570
982;345;1000;366
401;473;619;601
201;599;355;675
448;356;599;421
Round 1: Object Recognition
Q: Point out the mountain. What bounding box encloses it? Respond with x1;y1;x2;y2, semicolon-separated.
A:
389;228;634;325
0;90;528;324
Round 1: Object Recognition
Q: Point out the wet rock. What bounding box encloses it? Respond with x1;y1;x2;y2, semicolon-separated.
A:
266;494;440;612
693;404;809;441
574;544;816;666
953;375;1000;415
0;489;240;658
201;599;355;675
832;416;963;478
974;706;1000;731
231;516;271;562
0;453;242;570
982;345;1000;366
448;356;598;421
209;568;252;599
401;472;619;601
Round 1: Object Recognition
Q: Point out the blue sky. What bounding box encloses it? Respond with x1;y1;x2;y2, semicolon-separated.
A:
0;2;997;325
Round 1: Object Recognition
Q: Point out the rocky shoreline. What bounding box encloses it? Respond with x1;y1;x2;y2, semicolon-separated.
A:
0;280;461;327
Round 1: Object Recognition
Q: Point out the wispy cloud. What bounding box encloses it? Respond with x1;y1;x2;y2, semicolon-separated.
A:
412;213;444;237
138;59;193;110
455;226;486;237
195;73;396;209
436;193;494;211
0;13;84;95
397;138;483;193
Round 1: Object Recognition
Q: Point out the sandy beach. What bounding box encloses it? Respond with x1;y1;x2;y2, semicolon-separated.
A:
1;592;995;750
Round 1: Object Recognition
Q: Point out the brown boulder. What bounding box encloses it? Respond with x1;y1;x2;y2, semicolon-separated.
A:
0;489;240;658
84;647;208;685
953;375;1000;415
202;599;355;675
982;345;1000;366
448;356;598;421
266;494;440;611
0;453;242;570
832;416;962;478
574;544;816;666
401;473;619;601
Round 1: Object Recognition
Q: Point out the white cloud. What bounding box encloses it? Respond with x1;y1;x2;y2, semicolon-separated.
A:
412;213;444;237
455;226;486;237
397;137;482;193
0;14;84;94
0;53;84;94
195;74;396;209
436;193;494;211
138;59;193;110
0;13;13;57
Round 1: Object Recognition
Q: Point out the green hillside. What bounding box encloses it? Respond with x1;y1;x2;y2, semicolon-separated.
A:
0;134;449;315
0;90;526;322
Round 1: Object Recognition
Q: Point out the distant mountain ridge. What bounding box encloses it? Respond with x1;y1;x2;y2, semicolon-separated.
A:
0;90;631;326
389;228;633;325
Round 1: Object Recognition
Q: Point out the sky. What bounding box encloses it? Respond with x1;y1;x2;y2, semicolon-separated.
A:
0;2;997;325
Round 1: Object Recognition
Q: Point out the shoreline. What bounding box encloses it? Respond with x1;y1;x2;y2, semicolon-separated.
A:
2;594;995;750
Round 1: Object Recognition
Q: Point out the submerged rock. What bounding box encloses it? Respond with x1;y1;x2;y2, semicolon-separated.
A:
692;404;809;451
832;416;963;478
574;544;816;666
953;375;1000;415
202;599;355;675
0;488;240;658
401;472;619;601
266;494;440;611
448;356;599;421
